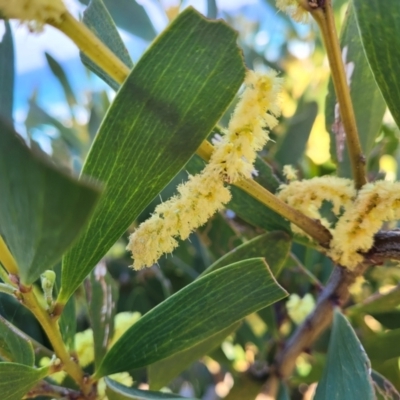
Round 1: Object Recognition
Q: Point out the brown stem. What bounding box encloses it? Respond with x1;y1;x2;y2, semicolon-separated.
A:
262;263;368;398
24;381;80;399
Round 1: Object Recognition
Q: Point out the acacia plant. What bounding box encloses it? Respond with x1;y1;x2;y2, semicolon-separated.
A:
0;0;400;399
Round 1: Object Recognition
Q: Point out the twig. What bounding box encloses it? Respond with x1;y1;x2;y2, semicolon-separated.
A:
289;253;324;290
262;263;368;398
24;380;80;399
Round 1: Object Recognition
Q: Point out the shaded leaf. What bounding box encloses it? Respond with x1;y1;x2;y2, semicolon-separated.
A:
0;21;14;124
207;0;217;18
95;258;287;377
0;314;34;366
0;119;101;285
278;382;290;400
148;322;240;390
326;3;386;177
106;378;193;400
348;284;400;315
275;100;318;167
45;52;77;111
0;363;48;400
372;370;400;400
81;0;134;91
201;231;291;276
59;8;245;303
314;309;374;400
86;260;119;367
353;0;400;129
80;0;156;42
365;329;400;362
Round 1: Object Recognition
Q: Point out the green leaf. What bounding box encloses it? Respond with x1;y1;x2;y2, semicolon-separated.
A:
59;8;245;303
45;53;77;111
0;314;34;366
314;309;374;400
201;231;291;277
0;21;14;124
86;261;119;367
353;0;400;129
95;258;287;377
326;3;386;177
275;100;318;167
371;370;400;400
348;284;400;315
80;0;156;42
105;378;193;400
365;329;400;362
0;119;101;285
278;382;290;400
0;363;48;400
207;0;217;18
148;322;240;390
81;0;134;91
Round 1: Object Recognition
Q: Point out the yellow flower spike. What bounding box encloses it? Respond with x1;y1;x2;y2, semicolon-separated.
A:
127;69;282;270
0;0;66;32
278;176;356;235
283;165;298;182
329;181;400;269
74;329;94;368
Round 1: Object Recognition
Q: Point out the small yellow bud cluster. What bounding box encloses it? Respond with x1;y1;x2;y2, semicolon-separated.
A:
286;293;315;325
329;181;400;268
278;176;356;234
283;165;298;182
276;0;310;23
0;0;66;31
128;70;282;269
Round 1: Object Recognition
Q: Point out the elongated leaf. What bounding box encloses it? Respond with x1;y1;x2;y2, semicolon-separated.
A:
278;382;290;400
348;284;400;315
365;329;400;362
201;231;291;276
45;53;77;110
314;309;374;400
207;0;217;18
353;0;400;129
0;119;101;284
95;258;287;377
148;322;240;390
106;378;192;400
275;100;318;167
0;314;34;365
86;260;119;367
326;3;386;177
80;0;156;42
0;21;14;124
81;0;134;91
0;363;48;400
59;8;245;303
372;370;400;400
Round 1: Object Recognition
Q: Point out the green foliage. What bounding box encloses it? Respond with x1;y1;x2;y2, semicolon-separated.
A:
0;119;101;284
0;21;14;124
353;0;400;129
96;258;287;377
314;310;374;400
326;3;386;178
106;378;193;400
59;8;245;303
0;363;48;400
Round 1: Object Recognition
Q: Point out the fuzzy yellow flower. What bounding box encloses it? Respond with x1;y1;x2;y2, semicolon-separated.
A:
39;356;66;384
286;293;315;325
128;69;282;269
75;328;94;368
97;372;133;400
278;176;356;234
276;0;310;23
329;181;400;268
283;165;298;182
0;0;66;31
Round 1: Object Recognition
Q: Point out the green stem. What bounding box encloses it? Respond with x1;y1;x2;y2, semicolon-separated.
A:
0;282;17;296
0;236;19;275
311;2;367;190
21;289;92;396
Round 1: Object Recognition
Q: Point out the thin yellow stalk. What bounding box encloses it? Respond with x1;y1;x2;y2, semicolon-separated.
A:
311;2;367;190
0;236;19;275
